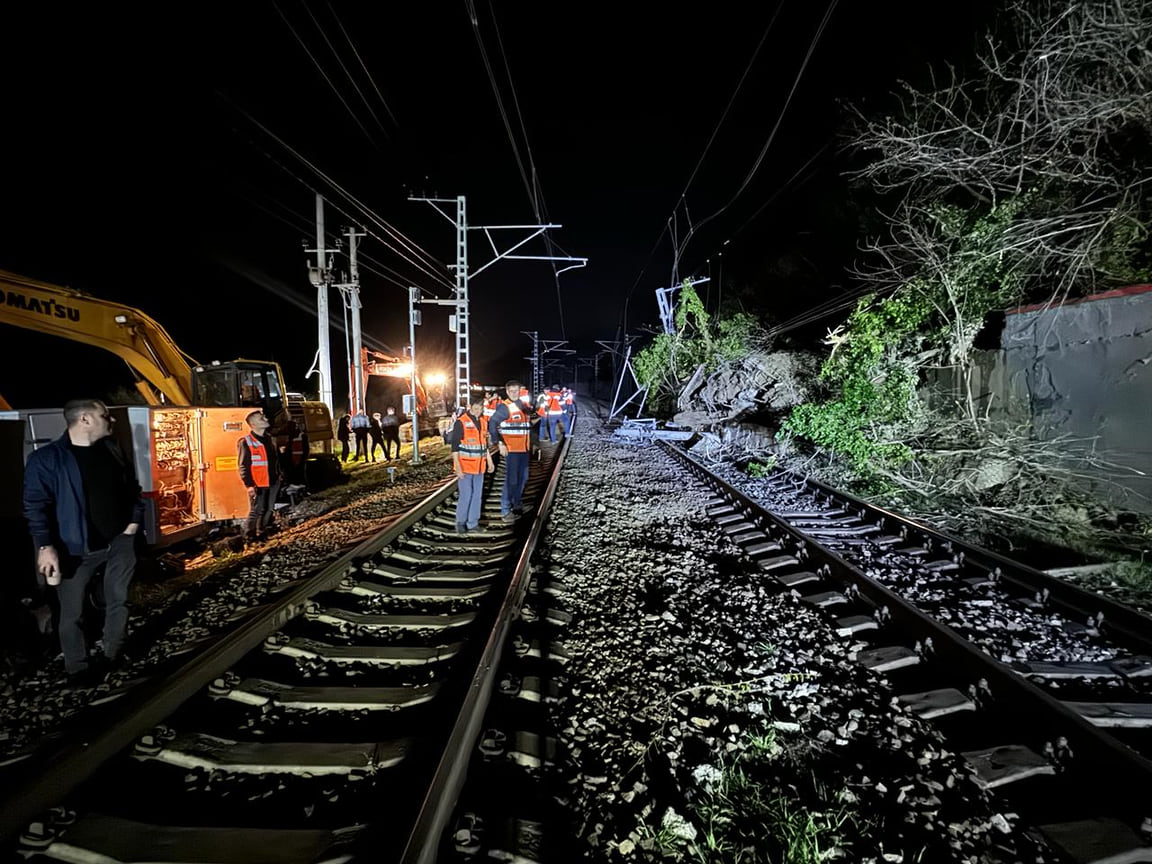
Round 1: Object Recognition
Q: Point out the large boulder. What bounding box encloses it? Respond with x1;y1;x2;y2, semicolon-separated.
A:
678;351;821;422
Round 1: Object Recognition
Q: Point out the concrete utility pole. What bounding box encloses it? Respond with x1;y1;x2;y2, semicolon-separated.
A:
407;285;421;465
305;194;336;416
334;225;366;415
410;194;587;410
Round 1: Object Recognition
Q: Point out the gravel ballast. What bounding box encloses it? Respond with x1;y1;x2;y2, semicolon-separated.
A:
524;421;1053;862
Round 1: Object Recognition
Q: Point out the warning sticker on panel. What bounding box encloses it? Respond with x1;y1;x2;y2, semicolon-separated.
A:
215;455;238;472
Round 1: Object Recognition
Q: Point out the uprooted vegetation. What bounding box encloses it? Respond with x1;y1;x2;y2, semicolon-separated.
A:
634;0;1152;568
777;0;1152;562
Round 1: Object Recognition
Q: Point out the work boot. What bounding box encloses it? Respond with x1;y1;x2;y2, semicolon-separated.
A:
65;656;109;690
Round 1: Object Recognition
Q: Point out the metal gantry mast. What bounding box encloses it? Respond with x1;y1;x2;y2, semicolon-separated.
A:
655;276;710;335
522;330;540;394
410;194;587;409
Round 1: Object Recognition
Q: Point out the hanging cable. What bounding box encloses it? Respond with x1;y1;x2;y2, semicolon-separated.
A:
673;0;840;270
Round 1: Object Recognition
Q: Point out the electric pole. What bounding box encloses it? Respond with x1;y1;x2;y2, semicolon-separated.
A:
305;194;336;416
410;194;587;410
408;286;421;464
334;225;366;415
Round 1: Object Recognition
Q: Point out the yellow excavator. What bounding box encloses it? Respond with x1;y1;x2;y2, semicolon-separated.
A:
0;269;334;455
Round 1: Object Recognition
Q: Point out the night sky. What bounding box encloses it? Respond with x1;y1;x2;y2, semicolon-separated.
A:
0;2;997;410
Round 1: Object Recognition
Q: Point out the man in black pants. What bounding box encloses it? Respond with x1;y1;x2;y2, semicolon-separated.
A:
23;399;144;689
237;409;282;544
380;406;402;459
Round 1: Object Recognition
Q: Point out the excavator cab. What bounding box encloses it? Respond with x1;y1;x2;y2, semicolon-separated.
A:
191;360;287;424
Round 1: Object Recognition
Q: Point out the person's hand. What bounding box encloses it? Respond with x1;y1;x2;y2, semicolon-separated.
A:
248;487;257;500
499;443;508;456
486;459;495;474
37;545;61;586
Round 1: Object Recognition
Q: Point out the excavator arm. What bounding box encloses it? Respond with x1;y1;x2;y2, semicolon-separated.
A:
0;270;196;405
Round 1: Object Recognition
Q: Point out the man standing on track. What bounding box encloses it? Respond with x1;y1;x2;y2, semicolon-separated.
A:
447;393;495;533
488;379;532;524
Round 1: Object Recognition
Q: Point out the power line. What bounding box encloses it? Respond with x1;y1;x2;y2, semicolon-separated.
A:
468;0;571;339
326;0;398;128
269;0;379;148
299;0;391;140
673;0;840;273
221;94;456;293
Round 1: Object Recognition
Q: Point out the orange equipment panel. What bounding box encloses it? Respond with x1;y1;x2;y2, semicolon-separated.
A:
198;408;256;522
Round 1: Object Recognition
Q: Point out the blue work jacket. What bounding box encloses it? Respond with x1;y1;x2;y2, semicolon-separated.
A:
23;433;145;555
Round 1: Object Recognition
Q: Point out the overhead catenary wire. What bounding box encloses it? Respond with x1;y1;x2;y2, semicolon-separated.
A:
672;0;840;273
298;0;391;141
325;0;399;129
620;3;783;334
269;0;379;149
469;0;571;340
221;94;456;294
237;185;437;298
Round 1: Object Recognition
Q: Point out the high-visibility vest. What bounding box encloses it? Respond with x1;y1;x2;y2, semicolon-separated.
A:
243;433;271;487
457;413;488;474
561;389;574;408
483;396;500;419
544;389;564;415
499;400;531;452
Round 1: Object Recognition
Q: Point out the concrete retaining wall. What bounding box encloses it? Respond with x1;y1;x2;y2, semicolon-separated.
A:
923;286;1152;512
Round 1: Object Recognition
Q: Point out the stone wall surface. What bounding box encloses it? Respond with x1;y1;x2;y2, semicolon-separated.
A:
925;287;1152;512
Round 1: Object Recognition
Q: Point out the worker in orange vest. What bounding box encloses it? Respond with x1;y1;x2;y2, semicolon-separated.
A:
237;409;283;544
488;379;533;524
447;392;495;533
540;384;565;442
483;390;501;422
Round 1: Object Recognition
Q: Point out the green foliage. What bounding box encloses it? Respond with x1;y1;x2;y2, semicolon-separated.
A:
784;196;1034;475
633;281;763;416
682;750;857;863
746;457;777;478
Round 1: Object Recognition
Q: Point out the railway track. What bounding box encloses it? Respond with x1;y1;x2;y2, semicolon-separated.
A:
0;441;569;864
659;442;1152;861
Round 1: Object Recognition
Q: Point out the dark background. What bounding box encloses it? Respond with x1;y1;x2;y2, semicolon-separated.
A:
0;2;997;410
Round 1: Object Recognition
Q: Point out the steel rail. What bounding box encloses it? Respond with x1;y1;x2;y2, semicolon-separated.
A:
662;442;1152;825
795;471;1152;656
400;437;572;864
0;476;460;845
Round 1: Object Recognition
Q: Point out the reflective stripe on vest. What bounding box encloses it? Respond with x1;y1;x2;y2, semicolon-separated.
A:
499;400;531;452
458;414;488;473
245;434;271;487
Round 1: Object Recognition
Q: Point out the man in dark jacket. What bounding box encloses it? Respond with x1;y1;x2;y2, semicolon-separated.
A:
237;409;282;544
380;406;402;460
23;399;144;688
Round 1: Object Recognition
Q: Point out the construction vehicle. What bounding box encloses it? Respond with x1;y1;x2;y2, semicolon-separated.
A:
0;269;336;545
362;348;450;436
0;270;334;456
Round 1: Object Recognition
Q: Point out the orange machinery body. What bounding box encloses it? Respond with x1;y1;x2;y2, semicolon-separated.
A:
2;405;259;546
